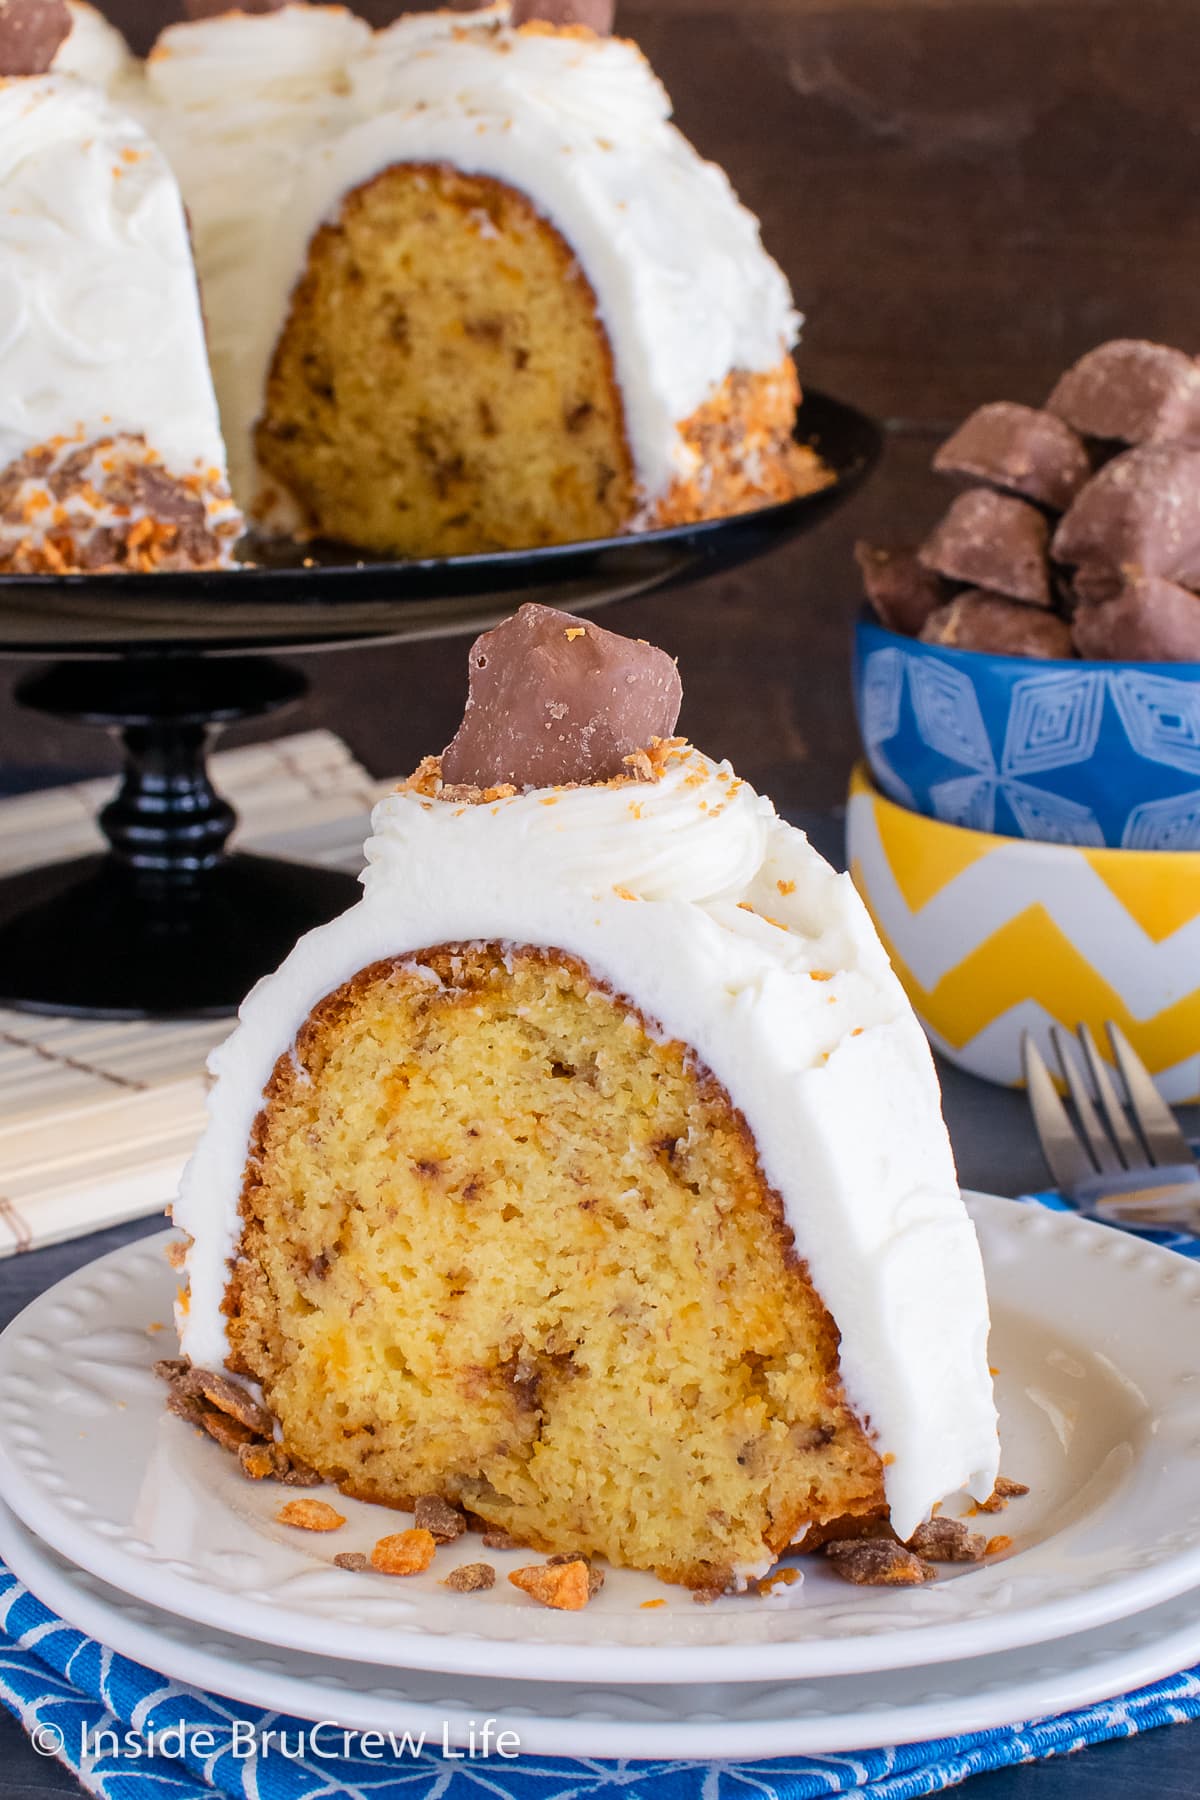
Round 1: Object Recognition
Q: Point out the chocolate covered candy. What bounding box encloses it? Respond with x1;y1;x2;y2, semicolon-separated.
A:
1047;339;1200;446
853;543;944;636
0;0;69;74
856;335;1200;661
1071;577;1200;662
919;489;1052;607
184;0;287;12
510;0;615;30
441;602;681;789
1052;441;1200;590
932;402;1090;510
184;0;286;13
919;592;1073;659
1068;562;1123;607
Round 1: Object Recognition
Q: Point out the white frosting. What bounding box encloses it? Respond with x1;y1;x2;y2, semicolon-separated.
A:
175;746;999;1546
55;2;135;94
0;73;236;514
141;3;800;515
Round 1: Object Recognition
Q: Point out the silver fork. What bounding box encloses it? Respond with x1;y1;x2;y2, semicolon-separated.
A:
1022;1023;1200;1234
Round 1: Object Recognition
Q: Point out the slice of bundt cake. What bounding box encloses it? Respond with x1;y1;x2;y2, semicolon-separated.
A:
144;0;825;556
0;0;241;573
170;604;999;1592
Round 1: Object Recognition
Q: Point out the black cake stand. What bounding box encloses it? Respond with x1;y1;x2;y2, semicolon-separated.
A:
0;390;879;1020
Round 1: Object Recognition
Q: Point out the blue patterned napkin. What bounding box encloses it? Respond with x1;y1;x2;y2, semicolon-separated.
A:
0;1567;1197;1800
0;1190;1197;1798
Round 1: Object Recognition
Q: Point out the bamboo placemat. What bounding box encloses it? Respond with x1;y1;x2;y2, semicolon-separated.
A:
0;732;391;1257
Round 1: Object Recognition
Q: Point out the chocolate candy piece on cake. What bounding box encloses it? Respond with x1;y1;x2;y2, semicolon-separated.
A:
1071;576;1200;661
919;591;1073;659
919;489;1052;607
932;403;1090;511
854;543;945;636
0;0;69;74
441;601;682;790
1052;442;1200;591
1047;339;1200;446
184;0;286;14
511;0;616;29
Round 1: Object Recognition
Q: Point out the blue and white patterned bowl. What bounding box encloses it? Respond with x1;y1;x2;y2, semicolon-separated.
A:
853;612;1200;849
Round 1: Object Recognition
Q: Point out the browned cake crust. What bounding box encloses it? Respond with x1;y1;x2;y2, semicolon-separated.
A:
221;942;886;1590
0;435;239;573
649;361;832;528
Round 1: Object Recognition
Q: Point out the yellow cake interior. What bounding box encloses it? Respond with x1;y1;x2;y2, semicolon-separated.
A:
254;161;824;559
225;943;885;1590
255;164;637;557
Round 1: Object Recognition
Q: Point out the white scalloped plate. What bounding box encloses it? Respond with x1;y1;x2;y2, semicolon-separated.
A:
3;1499;1200;1760
0;1194;1198;1686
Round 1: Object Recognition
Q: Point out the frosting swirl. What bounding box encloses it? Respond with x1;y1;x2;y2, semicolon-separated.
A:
366;747;771;905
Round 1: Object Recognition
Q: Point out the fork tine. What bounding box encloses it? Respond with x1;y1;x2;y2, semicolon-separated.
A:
1108;1023;1195;1168
1051;1026;1122;1175
1022;1033;1095;1194
1078;1024;1142;1169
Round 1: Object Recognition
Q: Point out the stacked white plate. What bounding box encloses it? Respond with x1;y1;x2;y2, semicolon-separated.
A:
0;1193;1198;1759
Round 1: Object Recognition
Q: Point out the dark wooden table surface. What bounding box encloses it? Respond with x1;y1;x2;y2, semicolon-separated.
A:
2;0;1198;1789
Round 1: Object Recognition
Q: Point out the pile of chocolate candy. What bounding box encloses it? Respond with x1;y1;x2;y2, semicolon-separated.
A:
857;339;1200;661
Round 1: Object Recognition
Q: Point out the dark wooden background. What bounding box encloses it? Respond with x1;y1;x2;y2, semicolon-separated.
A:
3;0;1195;811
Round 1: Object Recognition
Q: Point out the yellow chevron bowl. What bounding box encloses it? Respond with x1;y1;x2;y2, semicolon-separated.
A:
847;763;1200;1102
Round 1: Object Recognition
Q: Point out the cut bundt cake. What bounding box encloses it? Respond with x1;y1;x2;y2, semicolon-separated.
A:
170;603;999;1591
0;0;241;573
12;0;820;567
139;0;821;555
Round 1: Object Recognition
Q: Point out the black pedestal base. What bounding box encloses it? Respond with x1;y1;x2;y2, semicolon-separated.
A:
2;655;361;1020
0;851;359;1019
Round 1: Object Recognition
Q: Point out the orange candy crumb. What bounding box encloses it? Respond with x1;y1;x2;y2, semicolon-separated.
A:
277;1499;345;1532
756;1567;801;1596
371;1529;437;1575
509;1560;590;1610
